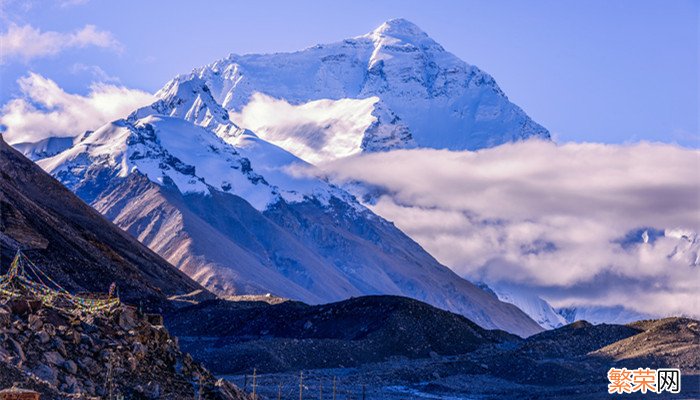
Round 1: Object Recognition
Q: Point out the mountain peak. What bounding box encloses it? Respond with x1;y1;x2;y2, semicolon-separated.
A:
370;18;427;38
363;18;436;47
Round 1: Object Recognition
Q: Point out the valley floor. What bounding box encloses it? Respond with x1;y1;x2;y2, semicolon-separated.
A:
224;362;700;400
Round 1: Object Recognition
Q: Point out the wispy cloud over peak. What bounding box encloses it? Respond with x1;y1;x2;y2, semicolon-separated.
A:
70;63;120;83
0;23;122;63
0;73;153;143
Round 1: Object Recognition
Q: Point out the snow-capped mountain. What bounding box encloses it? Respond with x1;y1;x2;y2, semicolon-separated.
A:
165;18;549;163
484;227;699;328
11;136;77;161
3;18;564;337
556;306;651;325
557;227;698;324
34;95;543;337
665;228;699;267
482;283;652;329
480;284;566;330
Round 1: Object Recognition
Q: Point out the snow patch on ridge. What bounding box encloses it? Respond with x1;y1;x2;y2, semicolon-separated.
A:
479;283;566;329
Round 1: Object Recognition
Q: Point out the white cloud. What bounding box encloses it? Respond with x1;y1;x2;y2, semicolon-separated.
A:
230;93;379;164
310;141;700;317
59;0;90;7
0;23;122;63
71;63;120;83
0;73;154;144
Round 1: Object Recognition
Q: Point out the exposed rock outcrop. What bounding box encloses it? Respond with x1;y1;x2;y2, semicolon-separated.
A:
0;298;248;399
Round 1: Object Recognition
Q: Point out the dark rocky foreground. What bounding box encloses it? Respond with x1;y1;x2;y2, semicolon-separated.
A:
0;296;249;399
166;295;517;374
168;297;700;399
0;135;211;312
0;126;253;399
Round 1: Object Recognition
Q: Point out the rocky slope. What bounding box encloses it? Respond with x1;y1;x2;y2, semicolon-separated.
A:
0;135;210;312
0;293;248;399
165;295;519;374
225;317;699;400
593;318;700;371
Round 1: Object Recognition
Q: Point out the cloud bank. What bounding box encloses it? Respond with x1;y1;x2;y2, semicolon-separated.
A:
313;141;700;317
0;23;122;63
0;73;154;144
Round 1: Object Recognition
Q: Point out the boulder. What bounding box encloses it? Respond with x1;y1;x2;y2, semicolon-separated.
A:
63;359;78;374
33;362;58;385
0;307;10;326
62;373;80;393
28;314;43;330
8;337;25;362
36;330;50;344
43;350;65;366
118;308;139;331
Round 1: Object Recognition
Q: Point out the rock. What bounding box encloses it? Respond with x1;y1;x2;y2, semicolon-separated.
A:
0;276;248;399
43;323;56;336
8;337;25;363
133;341;147;358
52;337;67;356
43;350;65;365
143;381;161;399
33;362;58;385
118;308;139;331
82;378;96;395
62;373;80;393
0;307;10;326
28;314;43;330
0;347;11;363
63;359;78;374
127;355;138;371
78;356;99;373
71;329;81;344
8;299;31;315
36;330;51;344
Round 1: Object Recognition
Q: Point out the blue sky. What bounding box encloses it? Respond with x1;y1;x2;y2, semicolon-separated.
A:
1;0;698;146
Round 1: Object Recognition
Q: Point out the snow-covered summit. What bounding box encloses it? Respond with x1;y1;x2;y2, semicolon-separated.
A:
361;18;444;69
366;18;430;40
135;76;243;138
161;19;549;163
